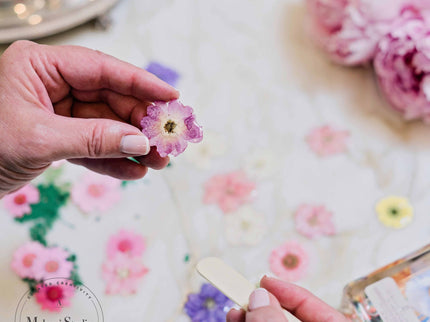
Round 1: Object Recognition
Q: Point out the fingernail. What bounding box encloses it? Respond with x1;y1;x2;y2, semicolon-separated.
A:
120;135;150;155
249;288;270;311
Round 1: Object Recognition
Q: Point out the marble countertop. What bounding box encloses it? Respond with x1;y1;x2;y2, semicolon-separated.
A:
2;0;430;321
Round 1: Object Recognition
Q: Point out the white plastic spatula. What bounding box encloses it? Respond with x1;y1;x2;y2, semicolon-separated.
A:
196;257;301;322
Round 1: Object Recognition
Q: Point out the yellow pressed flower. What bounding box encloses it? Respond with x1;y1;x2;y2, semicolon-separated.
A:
376;196;413;229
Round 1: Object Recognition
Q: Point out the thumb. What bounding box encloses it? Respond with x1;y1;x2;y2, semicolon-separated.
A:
45;115;150;160
246;288;288;322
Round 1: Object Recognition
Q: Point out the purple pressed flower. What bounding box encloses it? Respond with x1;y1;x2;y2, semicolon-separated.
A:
184;283;233;322
140;100;203;157
146;62;180;87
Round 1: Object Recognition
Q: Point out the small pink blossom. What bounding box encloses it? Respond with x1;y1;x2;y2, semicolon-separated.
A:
270;241;309;282
107;230;146;259
295;204;336;239
34;279;75;312
11;242;45;279
32;247;73;281
306;125;349;156
3;184;39;217
71;172;121;213
141;100;203;157
102;254;149;295
203;171;256;214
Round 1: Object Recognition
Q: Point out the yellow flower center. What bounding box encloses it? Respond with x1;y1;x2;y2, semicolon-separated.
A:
282;254;299;269
204;298;216;309
164;120;177;134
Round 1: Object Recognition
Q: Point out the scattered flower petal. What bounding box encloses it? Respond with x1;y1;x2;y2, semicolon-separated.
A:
32;247;74;281
11;242;45;279
244;149;279;180
270;241;309;282
141;100;203;157
107;230;146;259
376;196;413;229
306;125;349;156
102;254;149;295
71;172;121;213
184;283;233;322
3;184;40;218
224;206;267;246
295;204;336;239
146;62;180;87
203;171;256;213
34;279;75;312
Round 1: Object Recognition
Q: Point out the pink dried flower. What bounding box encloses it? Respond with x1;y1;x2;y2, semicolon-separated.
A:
102;254;149;295
306;125;349;156
270;241;309;282
374;12;430;121
32;247;73;281
306;0;422;65
203;171;256;214
34;279;75;312
11;242;45;279
3;184;39;217
71;172;121;213
295;204;336;239
140;100;203;157
107;230;146;259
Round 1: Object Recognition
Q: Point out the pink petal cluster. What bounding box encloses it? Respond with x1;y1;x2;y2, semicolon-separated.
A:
306;0;425;65
71;172;121;213
374;12;430;121
102;230;149;295
11;242;73;281
141;100;203;157
34;279;75;312
270;241;309;282
295;204;336;239
306;125;349;156
203;171;256;213
3;184;39;217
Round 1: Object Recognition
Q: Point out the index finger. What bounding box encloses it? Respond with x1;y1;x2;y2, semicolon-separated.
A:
260;277;348;322
48;44;179;102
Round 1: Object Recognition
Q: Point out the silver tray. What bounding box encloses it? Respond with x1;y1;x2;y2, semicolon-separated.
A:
0;0;119;43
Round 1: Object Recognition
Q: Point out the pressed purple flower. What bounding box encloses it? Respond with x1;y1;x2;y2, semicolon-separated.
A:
146;62;180;87
184;283;233;322
140;100;203;157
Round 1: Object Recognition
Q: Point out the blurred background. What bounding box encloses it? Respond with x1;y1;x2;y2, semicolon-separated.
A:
2;0;430;321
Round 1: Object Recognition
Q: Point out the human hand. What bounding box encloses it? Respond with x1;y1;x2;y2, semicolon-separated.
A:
0;40;179;197
227;276;348;322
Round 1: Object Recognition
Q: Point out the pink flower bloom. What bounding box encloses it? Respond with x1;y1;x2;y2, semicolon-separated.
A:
306;0;423;65
102;254;149;295
270;241;309;282
11;242;45;279
295;204;336;239
32;247;73;281
374;12;430;121
3;184;39;217
107;230;146;259
203;171;256;214
71;172;121;213
34;279;75;312
141;100;203;157
306;125;349;156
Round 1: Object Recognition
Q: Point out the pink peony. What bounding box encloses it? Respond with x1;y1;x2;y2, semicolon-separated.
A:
107;230;146;259
306;125;349;156
32;247;73;281
374;12;430;121
141;100;203;157
11;242;45;279
203;171;256;214
270;241;309;282
34;279;75;312
3;184;39;217
102;254;149;295
295;204;336;239
306;0;423;65
71;172;121;213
